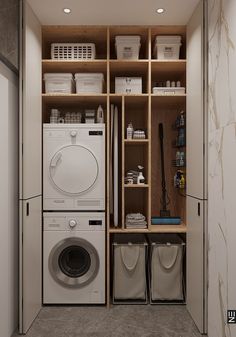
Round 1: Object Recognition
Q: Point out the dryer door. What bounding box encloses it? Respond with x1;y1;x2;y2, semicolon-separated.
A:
49;145;99;195
49;237;100;288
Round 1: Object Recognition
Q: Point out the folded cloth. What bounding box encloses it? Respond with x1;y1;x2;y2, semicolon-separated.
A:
126;213;146;221
125;213;147;228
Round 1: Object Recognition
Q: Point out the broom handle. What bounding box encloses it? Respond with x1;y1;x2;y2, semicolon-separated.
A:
159;123;167;211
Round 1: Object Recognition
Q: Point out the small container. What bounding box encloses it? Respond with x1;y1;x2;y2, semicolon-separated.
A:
171;81;176;87
57;117;65;123
65;113;71;124
127;123;134;140
166;80;171;87
97;105;104;123
177;81;181;87
50;116;58;124
76;112;82;123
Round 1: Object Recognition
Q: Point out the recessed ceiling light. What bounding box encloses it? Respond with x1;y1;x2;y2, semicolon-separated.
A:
156;8;165;14
63;8;71;14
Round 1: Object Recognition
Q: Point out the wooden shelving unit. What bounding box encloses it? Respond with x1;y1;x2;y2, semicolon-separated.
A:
41;25;187;306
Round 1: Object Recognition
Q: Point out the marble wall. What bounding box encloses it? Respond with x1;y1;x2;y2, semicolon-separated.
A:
208;0;236;336
0;0;19;70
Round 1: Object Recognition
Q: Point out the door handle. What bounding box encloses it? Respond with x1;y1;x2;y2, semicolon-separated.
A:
26;202;29;216
198;202;200;216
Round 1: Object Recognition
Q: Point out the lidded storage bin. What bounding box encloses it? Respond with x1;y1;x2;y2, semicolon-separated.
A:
115;36;141;60
51;43;96;60
112;234;148;303
44;73;74;94
153;35;182;60
75;73;104;94
115;77;142;94
148;234;185;302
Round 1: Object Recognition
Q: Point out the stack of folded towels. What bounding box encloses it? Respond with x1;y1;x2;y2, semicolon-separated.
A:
125;213;147;229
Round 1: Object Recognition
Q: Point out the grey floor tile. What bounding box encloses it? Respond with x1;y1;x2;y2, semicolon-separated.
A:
14;305;203;337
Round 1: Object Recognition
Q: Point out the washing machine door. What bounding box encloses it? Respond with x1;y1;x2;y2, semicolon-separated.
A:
49;145;99;195
49;237;99;288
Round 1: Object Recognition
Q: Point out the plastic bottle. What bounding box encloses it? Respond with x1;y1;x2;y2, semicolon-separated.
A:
97;105;104;123
180;111;185;127
137;171;145;184
179;152;185;167
137;165;145;184
180;174;185;189
127;123;134;140
176;151;181;166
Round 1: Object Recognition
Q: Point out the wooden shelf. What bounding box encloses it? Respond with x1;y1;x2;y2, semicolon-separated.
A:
151;94;186;107
151;60;187;73
124;139;149;144
42;59;108;73
124;184;149;188
42;93;107;104
109;224;187;233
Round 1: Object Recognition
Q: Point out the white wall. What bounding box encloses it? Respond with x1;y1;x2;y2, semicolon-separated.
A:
0;60;19;337
208;0;236;336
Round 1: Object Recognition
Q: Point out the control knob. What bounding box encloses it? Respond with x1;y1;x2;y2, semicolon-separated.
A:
69;219;77;228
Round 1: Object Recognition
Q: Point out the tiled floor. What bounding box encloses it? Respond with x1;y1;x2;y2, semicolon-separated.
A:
14;305;203;337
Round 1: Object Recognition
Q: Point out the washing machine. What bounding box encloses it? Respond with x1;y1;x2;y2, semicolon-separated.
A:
43;124;105;211
43;212;105;304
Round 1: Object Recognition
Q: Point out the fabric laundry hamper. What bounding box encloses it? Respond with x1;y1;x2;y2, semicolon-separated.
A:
149;234;185;303
112;234;148;303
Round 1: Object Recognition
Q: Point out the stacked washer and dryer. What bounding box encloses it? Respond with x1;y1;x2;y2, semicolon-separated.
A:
43;124;106;304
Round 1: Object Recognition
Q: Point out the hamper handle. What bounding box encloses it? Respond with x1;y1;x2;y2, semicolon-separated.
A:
157;246;179;270
120;246;140;271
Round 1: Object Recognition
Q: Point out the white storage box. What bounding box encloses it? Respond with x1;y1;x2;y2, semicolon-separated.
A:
115;36;141;60
152;87;185;95
115;77;142;94
149;234;185;302
51;43;96;60
153;35;182;60
75;73;104;94
113;234;148;303
44;73;74;94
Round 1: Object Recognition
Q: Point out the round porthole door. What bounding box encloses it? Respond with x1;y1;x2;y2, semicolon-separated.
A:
49;237;100;288
49;145;99;195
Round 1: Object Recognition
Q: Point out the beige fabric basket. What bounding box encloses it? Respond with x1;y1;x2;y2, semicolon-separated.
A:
113;234;147;301
149;234;185;301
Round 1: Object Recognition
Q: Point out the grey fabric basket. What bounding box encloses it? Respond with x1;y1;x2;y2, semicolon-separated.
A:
149;234;185;302
112;234;148;303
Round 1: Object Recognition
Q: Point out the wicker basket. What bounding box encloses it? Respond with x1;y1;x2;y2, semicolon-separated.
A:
51;43;96;60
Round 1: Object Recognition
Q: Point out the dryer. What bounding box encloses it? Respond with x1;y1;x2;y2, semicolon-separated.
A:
43;212;105;304
43;124;105;211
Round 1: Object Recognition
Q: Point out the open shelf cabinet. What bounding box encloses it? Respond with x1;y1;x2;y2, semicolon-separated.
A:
41;25;187;306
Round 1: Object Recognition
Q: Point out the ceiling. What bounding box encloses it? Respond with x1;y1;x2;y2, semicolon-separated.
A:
27;0;200;26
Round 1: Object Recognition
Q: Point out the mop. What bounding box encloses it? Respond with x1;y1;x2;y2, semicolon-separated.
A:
151;123;181;225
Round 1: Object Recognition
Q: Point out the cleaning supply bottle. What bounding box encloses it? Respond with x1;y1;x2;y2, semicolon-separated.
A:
127;122;134;140
97;105;104;123
137;165;145;184
176;151;180;166
179;111;185;127
180;173;185;189
179;152;185;167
